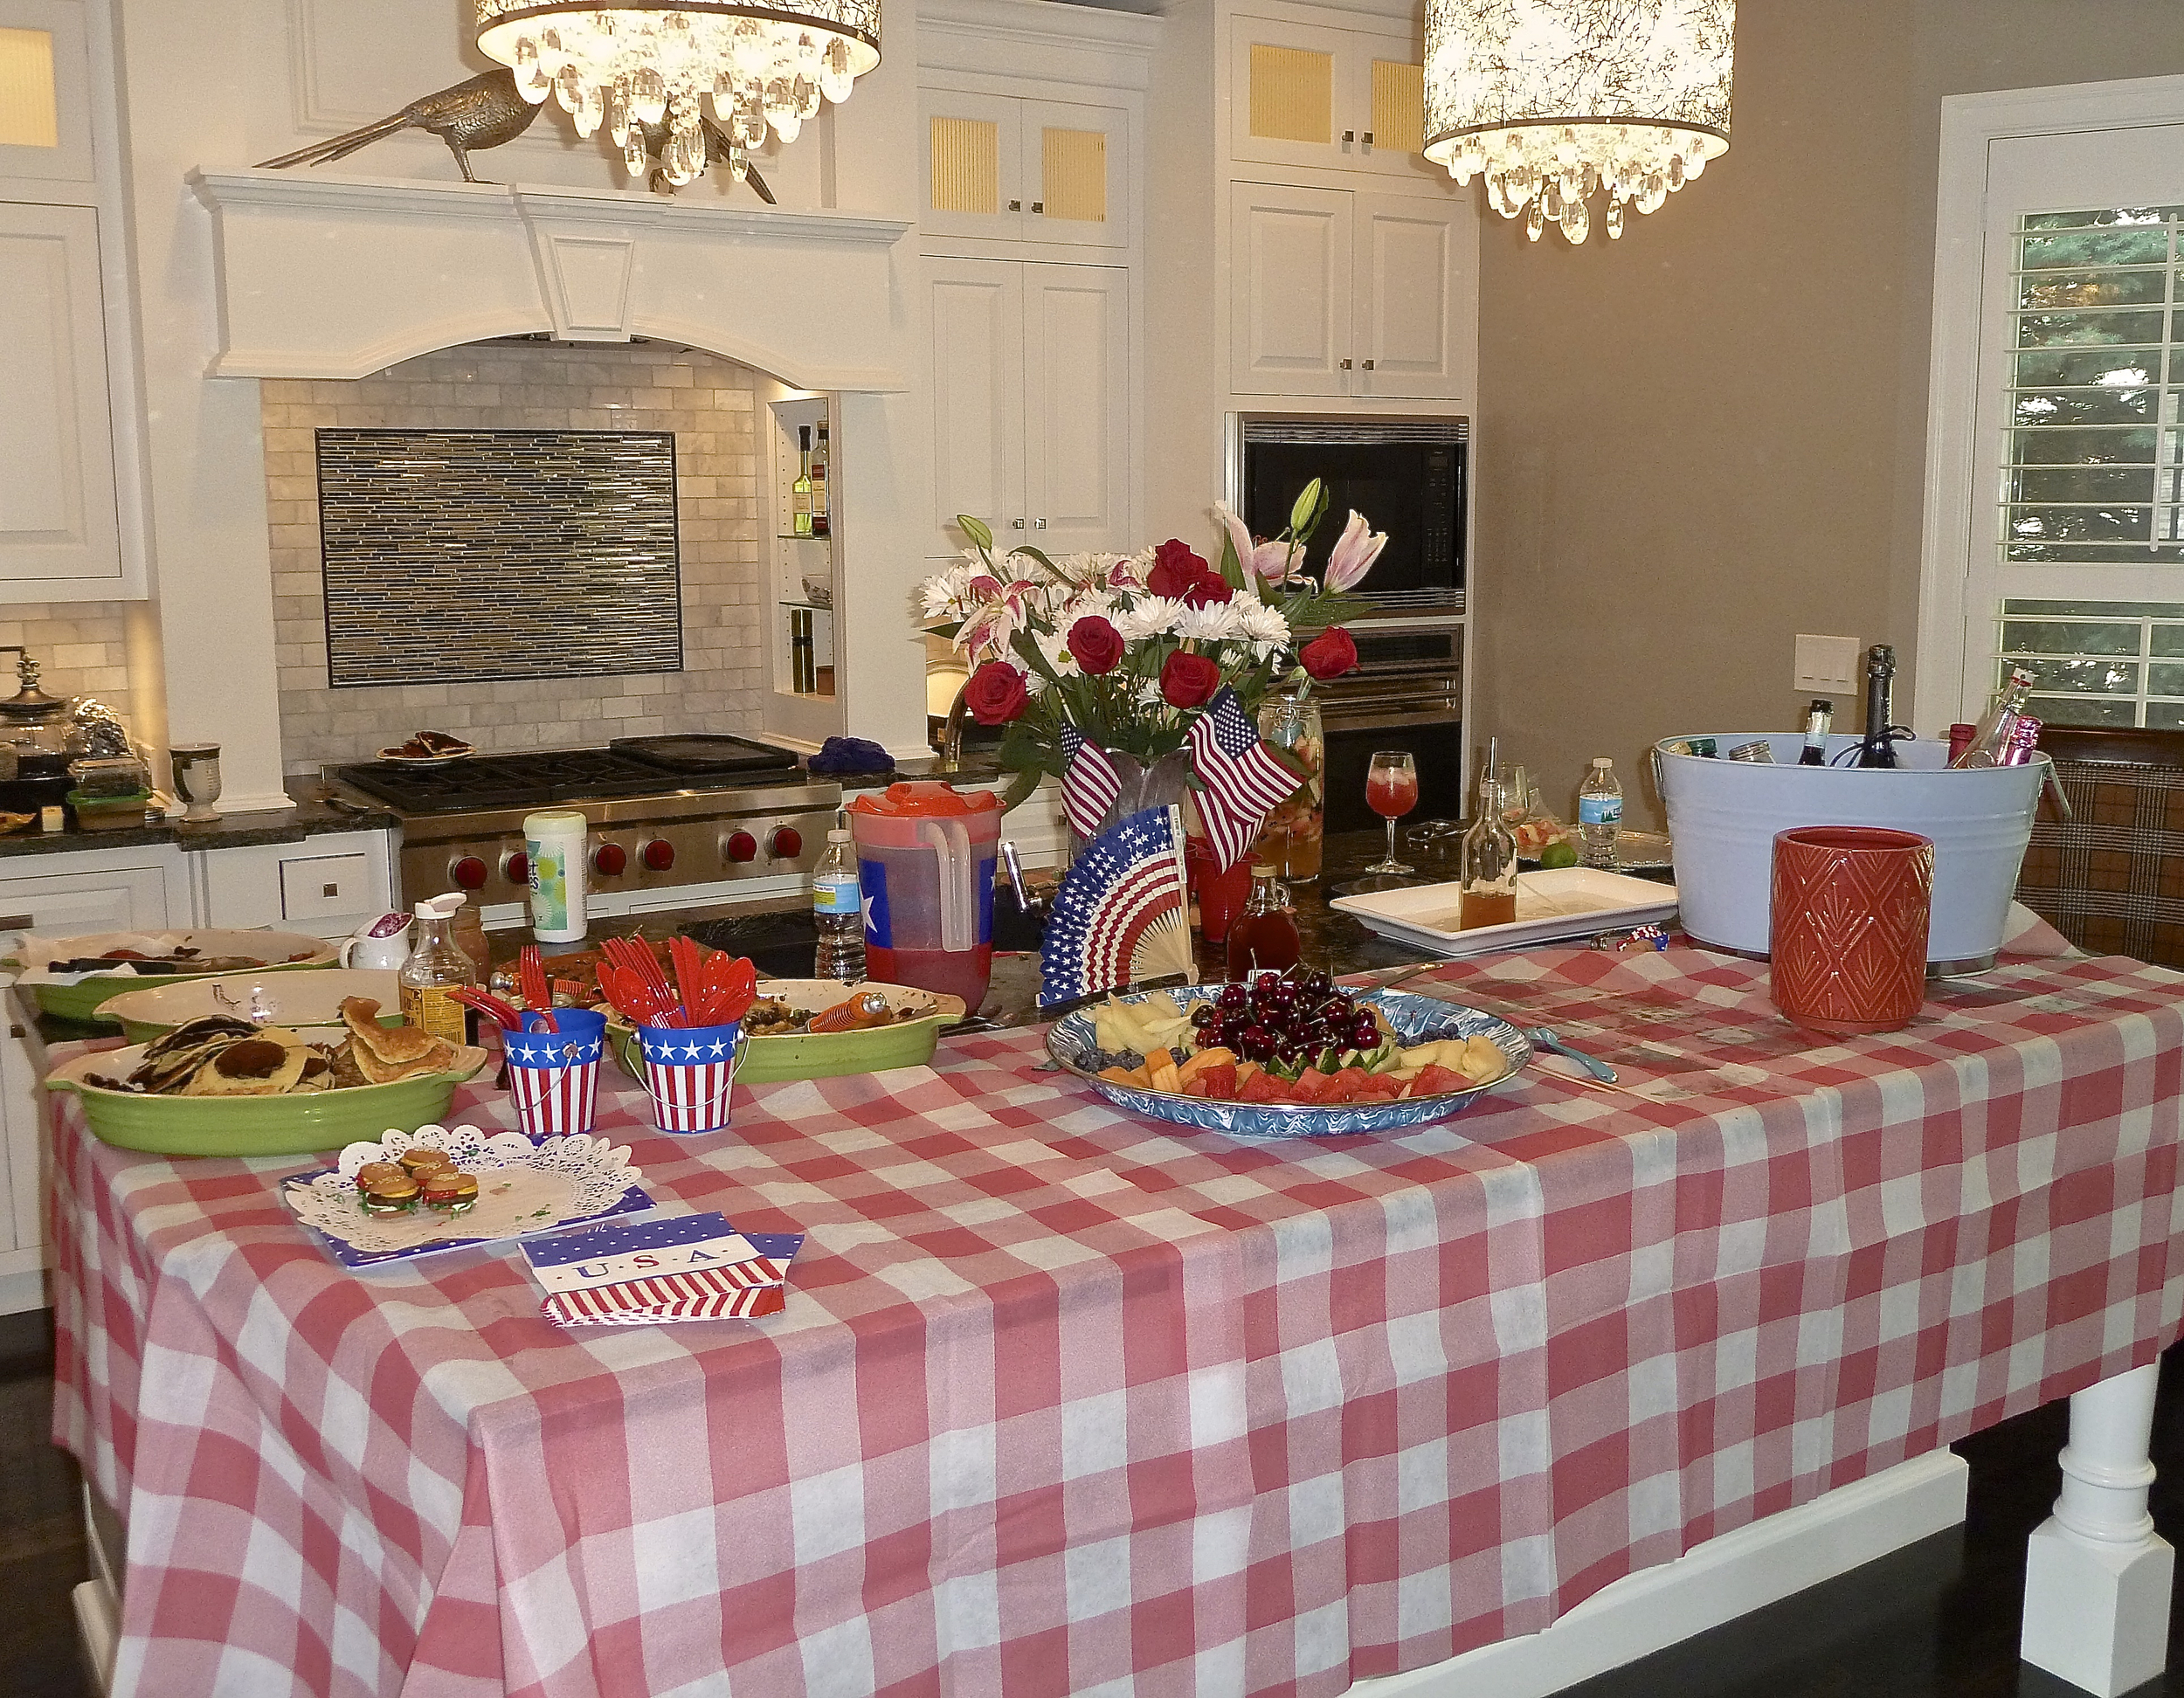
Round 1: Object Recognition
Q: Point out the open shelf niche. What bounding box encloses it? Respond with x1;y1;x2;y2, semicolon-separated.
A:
761;390;844;749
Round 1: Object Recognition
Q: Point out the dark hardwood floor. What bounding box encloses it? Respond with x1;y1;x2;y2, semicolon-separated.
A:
4;1313;2182;1698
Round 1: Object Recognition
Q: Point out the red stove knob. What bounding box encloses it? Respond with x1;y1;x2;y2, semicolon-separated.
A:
724;830;758;864
770;826;804;860
593;843;627;876
502;851;529;885
451;856;487;891
641;839;675;872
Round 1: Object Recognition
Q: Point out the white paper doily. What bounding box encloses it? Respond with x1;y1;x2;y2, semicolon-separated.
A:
285;1123;646;1259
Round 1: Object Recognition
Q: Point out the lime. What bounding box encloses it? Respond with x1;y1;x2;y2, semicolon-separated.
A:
1538;840;1579;869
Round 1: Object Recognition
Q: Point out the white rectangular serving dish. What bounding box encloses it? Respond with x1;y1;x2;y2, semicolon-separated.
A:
1331;868;1679;957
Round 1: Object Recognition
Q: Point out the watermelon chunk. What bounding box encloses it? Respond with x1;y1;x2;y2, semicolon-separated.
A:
1239;1070;1291;1103
1289;1068;1342;1104
1196;1062;1239;1101
1412;1062;1469;1097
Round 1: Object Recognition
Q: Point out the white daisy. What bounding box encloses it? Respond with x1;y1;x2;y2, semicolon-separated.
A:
1172;598;1243;642
1115;595;1185;642
1233;596;1291;657
1034;628;1081;681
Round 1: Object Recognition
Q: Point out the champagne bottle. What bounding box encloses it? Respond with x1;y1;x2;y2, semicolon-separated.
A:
1951;666;2036;768
1799;699;1833;765
1855;645;1898;769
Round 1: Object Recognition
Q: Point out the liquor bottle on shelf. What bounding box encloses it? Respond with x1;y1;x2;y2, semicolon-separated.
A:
1951;667;2037;768
1799;699;1833;765
791;425;814;538
1854;645;1899;768
789;607;816;693
810;422;831;537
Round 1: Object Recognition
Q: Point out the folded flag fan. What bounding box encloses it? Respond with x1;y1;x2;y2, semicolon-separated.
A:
1039;804;1195;1007
522;1211;804;1325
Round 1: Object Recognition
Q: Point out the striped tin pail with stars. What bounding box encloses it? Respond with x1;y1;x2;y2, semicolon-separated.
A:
504;1010;607;1141
635;1021;746;1135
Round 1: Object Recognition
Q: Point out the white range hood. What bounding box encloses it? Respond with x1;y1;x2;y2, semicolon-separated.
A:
189;169;912;389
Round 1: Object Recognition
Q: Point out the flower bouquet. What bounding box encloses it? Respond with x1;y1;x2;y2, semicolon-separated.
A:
920;480;1386;870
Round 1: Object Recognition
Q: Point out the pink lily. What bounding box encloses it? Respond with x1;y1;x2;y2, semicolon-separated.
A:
1324;510;1388;591
1214;501;1295;583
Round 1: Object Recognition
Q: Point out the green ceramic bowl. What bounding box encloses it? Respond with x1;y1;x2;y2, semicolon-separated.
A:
44;1044;492;1157
607;979;963;1085
18;930;341;1025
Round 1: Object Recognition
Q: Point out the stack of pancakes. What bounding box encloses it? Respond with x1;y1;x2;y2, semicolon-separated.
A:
334;997;456;1085
107;1000;459;1096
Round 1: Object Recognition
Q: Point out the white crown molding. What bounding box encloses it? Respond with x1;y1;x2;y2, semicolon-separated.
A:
187;169;912;389
917;0;1161;86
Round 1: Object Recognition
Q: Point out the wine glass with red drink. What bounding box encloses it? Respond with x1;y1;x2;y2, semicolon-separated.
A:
1364;751;1419;874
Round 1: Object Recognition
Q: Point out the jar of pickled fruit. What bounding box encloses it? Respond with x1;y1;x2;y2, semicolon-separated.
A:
1254;691;1324;883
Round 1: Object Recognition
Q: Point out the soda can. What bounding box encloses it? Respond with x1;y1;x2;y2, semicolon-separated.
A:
1946;722;1977;763
2000;715;2043;766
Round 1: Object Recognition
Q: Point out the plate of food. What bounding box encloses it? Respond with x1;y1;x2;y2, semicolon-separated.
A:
44;998;489;1156
1045;973;1531;1139
11;928;341;1022
96;968;404;1043
376;729;476;766
605;978;964;1083
1330;868;1679;959
280;1122;650;1268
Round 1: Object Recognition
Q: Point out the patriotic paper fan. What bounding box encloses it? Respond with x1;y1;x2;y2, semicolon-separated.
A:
1040;804;1196;1008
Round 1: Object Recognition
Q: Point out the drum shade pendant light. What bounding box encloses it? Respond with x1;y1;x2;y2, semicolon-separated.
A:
1423;0;1732;244
474;0;880;185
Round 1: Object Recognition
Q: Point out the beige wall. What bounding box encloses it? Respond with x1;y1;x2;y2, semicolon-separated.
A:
1472;0;2184;827
264;340;765;776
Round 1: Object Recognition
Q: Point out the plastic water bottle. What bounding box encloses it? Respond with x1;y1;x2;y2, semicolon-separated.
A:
1578;758;1622;870
812;828;866;981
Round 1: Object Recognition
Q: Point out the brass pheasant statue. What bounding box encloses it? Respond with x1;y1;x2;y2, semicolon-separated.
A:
257;68;541;183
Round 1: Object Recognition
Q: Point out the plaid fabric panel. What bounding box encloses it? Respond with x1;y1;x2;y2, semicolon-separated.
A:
49;947;2184;1698
2018;758;2184;967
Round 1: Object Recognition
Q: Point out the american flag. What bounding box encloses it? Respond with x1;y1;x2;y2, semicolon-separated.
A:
504;1032;602;1141
636;1024;743;1135
1059;723;1121;839
1186;687;1302;872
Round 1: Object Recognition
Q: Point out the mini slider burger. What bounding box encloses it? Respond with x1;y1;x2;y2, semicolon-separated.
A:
418;1168;478;1214
355;1162;420;1215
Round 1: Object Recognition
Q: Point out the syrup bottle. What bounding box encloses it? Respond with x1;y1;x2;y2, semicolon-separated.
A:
1225;864;1301;979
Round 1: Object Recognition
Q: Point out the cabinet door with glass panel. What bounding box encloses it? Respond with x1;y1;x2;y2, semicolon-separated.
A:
1228;12;1440;185
922;87;1127;250
1958;127;2184;731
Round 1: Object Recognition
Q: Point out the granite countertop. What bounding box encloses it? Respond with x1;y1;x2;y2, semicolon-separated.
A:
0;778;395;859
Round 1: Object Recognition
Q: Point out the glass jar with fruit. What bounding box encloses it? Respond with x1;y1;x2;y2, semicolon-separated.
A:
1254;692;1324;882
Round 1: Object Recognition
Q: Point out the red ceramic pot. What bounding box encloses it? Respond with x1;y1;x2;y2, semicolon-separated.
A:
1770;825;1934;1037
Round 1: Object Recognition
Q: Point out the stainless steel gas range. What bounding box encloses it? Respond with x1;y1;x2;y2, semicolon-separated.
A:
327;736;841;911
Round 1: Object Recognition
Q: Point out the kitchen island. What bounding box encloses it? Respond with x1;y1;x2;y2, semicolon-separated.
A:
40;866;2184;1698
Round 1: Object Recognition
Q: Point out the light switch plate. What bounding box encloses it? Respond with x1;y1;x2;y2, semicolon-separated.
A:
1794;634;1860;696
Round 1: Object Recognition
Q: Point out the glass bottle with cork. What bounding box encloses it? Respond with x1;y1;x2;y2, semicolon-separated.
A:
1225;864;1301;979
398;892;476;1045
1458;775;1519;929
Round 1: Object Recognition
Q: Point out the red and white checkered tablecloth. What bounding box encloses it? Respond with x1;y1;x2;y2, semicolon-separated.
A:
49;944;2184;1698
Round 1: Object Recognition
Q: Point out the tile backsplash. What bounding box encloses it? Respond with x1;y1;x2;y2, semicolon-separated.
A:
0;609;134;724
266;340;764;775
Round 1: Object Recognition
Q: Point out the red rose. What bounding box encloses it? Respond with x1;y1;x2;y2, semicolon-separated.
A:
1299;627;1358;682
1159;650;1223;709
1183;572;1234;608
964;659;1030;724
1068;615;1124;675
1148;540;1210;600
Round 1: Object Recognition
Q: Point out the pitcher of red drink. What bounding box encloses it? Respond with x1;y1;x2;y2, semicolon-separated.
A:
847;782;999;1007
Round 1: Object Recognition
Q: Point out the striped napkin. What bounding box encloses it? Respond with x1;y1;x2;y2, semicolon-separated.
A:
522;1212;805;1325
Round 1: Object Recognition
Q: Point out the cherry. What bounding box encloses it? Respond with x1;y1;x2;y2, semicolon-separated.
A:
1190;1004;1218;1030
1217;984;1248;1012
1303;971;1334;999
1238;1025;1275;1061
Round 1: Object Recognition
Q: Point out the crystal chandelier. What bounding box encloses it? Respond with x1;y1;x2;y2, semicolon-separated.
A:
1423;0;1733;244
474;1;881;187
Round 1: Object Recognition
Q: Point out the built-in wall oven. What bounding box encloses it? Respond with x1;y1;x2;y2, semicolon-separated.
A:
1237;416;1470;830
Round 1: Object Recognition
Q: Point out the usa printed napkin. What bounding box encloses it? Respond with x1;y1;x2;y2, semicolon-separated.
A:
521;1211;805;1325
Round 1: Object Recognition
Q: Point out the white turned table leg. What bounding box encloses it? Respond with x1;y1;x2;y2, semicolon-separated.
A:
2022;1363;2175;1695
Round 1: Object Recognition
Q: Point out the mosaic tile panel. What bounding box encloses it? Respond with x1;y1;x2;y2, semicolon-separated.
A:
317;429;682;687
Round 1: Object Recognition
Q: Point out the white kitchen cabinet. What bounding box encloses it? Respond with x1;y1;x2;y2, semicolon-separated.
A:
189;830;395;938
1227;11;1441;186
1231;179;1474;401
0;0;95;183
922;87;1129;252
0;200;122;593
0;846;188;1311
929;256;1130;555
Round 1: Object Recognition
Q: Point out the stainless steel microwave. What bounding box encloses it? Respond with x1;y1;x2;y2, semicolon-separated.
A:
1234;415;1468;612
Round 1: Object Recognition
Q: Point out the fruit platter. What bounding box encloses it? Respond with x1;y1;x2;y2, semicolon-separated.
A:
1046;969;1531;1138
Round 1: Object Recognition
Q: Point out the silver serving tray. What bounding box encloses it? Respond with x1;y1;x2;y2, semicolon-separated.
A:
1045;986;1531;1139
